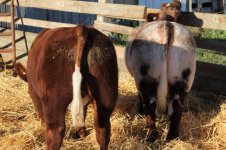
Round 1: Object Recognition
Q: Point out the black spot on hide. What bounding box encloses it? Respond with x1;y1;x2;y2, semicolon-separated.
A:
140;64;149;76
139;78;158;95
169;81;186;104
182;68;191;80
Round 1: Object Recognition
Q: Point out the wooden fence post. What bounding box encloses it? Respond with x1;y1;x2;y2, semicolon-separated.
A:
188;0;192;12
97;0;107;22
224;0;226;14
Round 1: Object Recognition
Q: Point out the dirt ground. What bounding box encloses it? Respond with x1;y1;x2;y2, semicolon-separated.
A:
0;46;226;150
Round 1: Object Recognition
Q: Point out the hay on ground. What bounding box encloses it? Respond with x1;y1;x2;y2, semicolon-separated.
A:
0;67;225;150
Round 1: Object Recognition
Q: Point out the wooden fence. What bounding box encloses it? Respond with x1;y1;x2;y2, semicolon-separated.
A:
0;0;97;32
0;0;226;94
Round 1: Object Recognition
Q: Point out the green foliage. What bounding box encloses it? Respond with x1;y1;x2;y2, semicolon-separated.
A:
110;33;128;46
200;29;226;40
197;49;226;65
197;29;226;65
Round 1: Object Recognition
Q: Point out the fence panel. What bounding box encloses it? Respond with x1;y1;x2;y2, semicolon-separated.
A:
0;0;225;94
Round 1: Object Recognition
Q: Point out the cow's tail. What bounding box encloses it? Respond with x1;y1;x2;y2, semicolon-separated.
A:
70;25;88;128
14;62;28;82
157;57;168;114
156;22;171;114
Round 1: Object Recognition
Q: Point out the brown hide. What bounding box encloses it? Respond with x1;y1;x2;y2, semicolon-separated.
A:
15;25;118;150
146;0;181;22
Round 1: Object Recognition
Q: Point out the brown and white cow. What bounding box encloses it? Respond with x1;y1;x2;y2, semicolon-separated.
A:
146;0;182;22
14;25;118;150
125;1;196;141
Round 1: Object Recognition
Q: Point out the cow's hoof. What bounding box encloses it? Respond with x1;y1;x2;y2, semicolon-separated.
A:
146;129;159;142
137;101;145;115
77;126;88;138
137;94;145;115
166;131;179;141
137;105;144;115
71;127;88;139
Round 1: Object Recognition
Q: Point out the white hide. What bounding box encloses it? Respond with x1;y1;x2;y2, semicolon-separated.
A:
70;65;85;128
125;21;196;114
168;95;180;116
168;22;196;92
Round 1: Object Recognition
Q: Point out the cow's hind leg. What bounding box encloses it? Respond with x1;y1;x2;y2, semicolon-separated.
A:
137;93;144;115
43;96;68;150
89;77;117;150
139;78;158;142
167;81;186;140
28;84;45;126
93;101;113;150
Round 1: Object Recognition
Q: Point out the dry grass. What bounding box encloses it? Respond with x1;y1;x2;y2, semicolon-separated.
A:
0;57;226;150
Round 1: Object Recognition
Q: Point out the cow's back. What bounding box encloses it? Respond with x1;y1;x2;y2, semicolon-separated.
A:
27;27;118;101
126;21;196;89
167;22;196;90
126;21;167;83
27;28;76;99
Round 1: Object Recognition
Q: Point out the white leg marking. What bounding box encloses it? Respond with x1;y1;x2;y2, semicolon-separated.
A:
70;65;85;128
149;97;156;105
143;104;145;108
68;95;91;110
168;95;180;116
168;100;173;116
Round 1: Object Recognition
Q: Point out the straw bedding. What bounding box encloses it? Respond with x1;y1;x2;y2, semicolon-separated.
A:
0;47;225;150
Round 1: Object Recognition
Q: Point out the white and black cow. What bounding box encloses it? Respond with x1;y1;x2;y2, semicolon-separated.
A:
125;14;196;141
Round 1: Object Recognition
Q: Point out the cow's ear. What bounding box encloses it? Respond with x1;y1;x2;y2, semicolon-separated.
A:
146;13;158;22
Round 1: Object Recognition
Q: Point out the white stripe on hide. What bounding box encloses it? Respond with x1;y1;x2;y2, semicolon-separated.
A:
70;65;85;128
168;95;180;116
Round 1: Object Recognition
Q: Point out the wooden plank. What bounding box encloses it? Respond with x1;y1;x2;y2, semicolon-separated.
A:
146;8;226;30
196;61;226;81
0;32;11;36
94;20;135;35
0;48;13;53
0;13;11;16
2;0;146;20
1;0;225;30
0;28;36;48
97;0;107;22
0;35;33;50
0;0;10;4
195;37;226;53
94;21;226;52
0;28;37;63
180;12;226;30
0;17;76;29
146;8;159;15
194;75;226;95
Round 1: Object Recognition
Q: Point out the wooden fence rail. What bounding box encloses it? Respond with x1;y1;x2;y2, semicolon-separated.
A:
1;0;226;30
0;0;226;94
